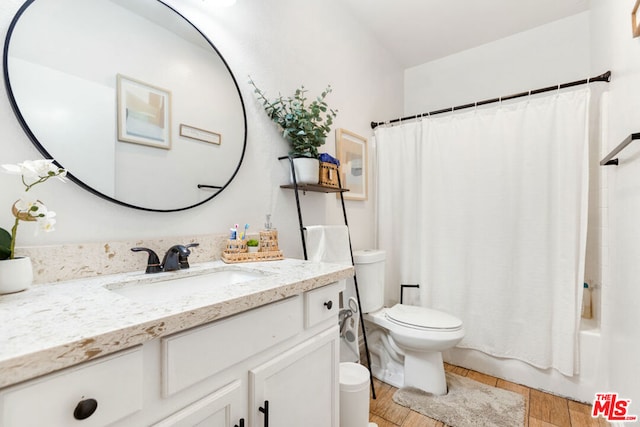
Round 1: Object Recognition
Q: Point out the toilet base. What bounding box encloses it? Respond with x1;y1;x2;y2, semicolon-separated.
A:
368;331;405;389
367;323;449;396
404;350;447;395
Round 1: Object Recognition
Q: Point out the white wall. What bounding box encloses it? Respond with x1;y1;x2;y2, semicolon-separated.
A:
591;0;640;409
404;12;591;116
0;0;403;258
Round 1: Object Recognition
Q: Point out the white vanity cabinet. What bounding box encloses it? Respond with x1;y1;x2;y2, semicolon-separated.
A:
155;282;342;427
0;347;143;427
0;280;343;427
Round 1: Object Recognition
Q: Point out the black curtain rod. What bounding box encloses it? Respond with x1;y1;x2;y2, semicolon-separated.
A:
371;70;611;129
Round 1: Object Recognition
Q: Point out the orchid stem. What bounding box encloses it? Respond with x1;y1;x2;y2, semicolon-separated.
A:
9;216;19;260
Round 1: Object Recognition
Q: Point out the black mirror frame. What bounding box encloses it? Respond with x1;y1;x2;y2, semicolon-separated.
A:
2;0;247;213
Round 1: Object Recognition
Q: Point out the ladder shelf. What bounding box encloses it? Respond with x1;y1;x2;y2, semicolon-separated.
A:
278;156;377;399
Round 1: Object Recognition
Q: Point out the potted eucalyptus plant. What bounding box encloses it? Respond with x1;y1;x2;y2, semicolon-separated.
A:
249;77;337;184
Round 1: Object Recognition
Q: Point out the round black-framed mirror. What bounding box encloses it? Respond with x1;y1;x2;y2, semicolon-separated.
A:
3;0;247;212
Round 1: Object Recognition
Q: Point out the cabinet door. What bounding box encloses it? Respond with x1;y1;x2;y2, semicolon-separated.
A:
153;380;245;427
249;326;339;427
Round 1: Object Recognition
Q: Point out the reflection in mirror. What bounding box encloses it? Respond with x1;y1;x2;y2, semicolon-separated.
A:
4;0;246;211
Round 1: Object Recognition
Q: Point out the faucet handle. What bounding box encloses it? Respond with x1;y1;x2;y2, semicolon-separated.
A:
131;247;162;274
179;243;199;269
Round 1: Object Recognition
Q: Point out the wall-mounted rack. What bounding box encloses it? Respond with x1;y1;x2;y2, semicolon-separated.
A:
600;133;640;166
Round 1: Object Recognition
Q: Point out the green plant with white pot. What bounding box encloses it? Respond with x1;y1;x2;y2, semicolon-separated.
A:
0;160;66;294
247;239;259;253
249;77;337;184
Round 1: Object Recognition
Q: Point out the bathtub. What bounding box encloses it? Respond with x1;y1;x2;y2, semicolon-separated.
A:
444;318;603;403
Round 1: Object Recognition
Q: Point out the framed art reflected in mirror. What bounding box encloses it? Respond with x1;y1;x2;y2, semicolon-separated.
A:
117;74;172;150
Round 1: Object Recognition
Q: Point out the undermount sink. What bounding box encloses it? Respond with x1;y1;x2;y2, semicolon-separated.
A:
105;266;271;304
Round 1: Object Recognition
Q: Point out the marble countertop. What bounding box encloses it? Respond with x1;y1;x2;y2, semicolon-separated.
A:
0;259;353;389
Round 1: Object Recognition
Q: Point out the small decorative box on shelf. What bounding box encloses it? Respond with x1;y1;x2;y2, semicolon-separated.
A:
319;162;339;188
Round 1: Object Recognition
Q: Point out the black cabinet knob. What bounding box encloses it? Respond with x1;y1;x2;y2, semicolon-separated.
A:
324;300;333;310
73;398;98;420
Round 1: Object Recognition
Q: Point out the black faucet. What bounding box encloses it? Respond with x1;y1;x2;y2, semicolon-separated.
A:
161;245;192;272
131;247;162;274
179;243;200;269
131;243;199;273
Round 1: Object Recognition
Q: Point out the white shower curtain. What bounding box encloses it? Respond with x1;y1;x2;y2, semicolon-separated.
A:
375;89;590;376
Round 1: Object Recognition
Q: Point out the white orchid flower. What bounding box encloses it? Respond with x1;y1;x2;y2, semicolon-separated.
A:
2;159;67;191
36;211;57;234
2;160;66;259
1;163;21;174
3;160;66;177
21;159;67;181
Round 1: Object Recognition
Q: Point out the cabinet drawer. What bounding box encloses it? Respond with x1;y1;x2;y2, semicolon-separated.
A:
0;347;143;427
304;281;344;328
162;295;303;396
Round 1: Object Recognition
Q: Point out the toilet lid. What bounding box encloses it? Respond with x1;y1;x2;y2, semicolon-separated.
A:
386;304;462;330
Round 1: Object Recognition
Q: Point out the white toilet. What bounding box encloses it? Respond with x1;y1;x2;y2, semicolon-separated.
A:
348;250;464;396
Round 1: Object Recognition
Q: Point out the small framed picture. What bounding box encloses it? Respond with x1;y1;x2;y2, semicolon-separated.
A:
180;124;221;145
336;128;368;200
117;74;172;149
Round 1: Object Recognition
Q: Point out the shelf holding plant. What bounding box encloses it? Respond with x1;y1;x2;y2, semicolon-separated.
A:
249;77;338;159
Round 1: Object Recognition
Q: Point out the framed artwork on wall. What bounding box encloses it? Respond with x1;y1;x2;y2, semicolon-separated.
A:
180;124;221;145
117;74;172;149
336;128;367;200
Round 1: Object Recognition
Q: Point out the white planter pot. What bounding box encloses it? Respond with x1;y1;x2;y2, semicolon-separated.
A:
248;246;259;253
290;158;319;185
0;256;33;295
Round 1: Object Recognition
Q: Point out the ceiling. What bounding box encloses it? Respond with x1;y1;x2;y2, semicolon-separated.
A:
341;0;591;68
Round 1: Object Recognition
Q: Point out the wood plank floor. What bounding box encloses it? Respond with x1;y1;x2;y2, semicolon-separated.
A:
368;363;610;427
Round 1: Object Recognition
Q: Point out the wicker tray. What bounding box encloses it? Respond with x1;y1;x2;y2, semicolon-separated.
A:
221;250;284;264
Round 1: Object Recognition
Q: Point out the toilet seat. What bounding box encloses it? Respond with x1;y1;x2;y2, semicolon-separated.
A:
385;304;462;332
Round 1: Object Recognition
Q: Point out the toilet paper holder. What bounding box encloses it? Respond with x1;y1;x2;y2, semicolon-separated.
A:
400;283;420;304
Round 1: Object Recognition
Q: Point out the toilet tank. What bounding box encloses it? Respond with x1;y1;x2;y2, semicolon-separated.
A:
350;250;385;313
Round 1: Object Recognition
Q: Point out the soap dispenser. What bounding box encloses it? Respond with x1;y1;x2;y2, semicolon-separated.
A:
259;214;279;253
